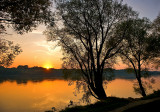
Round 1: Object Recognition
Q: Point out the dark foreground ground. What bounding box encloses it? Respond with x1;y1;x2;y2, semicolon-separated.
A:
60;90;160;112
124;99;160;112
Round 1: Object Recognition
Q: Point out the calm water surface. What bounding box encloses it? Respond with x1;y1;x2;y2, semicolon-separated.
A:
0;76;160;112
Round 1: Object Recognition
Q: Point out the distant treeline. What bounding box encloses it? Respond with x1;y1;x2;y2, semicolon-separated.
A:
0;67;159;84
0;66;64;84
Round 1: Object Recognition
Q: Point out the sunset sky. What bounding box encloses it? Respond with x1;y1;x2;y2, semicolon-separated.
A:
4;0;160;69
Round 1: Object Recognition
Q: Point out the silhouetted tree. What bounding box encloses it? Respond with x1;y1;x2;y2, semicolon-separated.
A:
0;0;54;67
118;18;160;97
45;0;136;100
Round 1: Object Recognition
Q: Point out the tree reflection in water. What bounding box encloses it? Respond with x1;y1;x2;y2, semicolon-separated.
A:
63;69;115;105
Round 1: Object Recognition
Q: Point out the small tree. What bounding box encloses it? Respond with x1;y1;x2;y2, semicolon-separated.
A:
148;14;160;68
118;18;160;97
45;0;136;100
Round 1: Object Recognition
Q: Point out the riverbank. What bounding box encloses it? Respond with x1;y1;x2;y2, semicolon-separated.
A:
60;90;160;112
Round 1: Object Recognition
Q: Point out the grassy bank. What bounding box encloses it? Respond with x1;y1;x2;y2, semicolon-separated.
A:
60;90;160;112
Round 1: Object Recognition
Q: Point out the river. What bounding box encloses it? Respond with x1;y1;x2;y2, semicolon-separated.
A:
0;75;160;112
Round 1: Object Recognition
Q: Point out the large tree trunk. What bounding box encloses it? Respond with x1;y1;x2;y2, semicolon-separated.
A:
136;58;146;97
137;75;146;97
94;72;107;100
137;60;146;97
95;82;107;100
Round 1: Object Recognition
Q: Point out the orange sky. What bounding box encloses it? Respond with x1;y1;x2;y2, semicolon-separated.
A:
3;0;160;70
4;25;63;69
4;26;129;69
3;24;158;70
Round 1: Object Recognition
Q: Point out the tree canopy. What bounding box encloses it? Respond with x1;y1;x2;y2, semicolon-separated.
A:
0;0;54;34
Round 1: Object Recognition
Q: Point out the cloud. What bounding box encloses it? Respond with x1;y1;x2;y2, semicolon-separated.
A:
31;30;43;34
34;40;61;56
31;25;47;34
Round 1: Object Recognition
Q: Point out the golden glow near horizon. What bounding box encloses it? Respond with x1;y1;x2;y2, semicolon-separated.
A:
43;61;54;69
4;25;159;71
4;26;63;69
43;64;53;69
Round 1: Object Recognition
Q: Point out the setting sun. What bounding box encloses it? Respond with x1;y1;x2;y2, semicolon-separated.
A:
43;64;53;69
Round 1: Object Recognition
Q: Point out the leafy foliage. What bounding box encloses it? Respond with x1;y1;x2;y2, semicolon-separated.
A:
152;13;160;36
0;39;22;67
0;0;54;34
